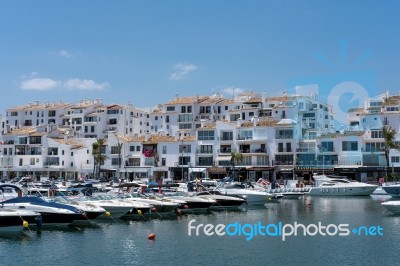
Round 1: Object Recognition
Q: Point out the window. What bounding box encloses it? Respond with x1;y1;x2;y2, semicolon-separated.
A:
365;142;384;152
71;152;74;156
111;146;120;154
181;106;186;113
199;145;213;153
162;146;167;154
30;158;35;165
130;146;135;152
136;146;141;152
166;116;170;123
320;141;334;152
70;162;73;167
198;130;215;140
179;156;191;165
221;131;233;141
371;130;383;138
48;110;56;117
166;106;175;111
392;156;400;163
179;145;191;153
178;114;193;122
162;158;166;166
342;141;358;151
179;123;192;129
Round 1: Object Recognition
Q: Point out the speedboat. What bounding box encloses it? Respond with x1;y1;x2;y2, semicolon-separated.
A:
308;174;378;196
382;184;400;197
381;201;400;214
196;191;246;209
48;197;106;222
120;194;180;213
163;193;216;213
83;197;151;219
215;183;278;204
0;207;41;232
1;196;83;226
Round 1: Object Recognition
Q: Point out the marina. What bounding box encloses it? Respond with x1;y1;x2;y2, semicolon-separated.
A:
0;194;399;265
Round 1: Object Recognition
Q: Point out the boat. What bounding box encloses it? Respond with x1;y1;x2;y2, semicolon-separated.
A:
0;207;41;232
381;201;400;214
48;197;106;222
163;193;216;213
83;197;151;219
196;191;246;209
308;174;378;196
215;183;278;204
382;184;400;197
1;196;84;226
120;194;180;213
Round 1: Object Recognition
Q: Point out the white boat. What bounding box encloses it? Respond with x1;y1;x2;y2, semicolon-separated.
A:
163;194;216;213
120;194;180;213
216;183;278;204
308;174;378;196
83;198;151;219
381;201;400;214
1;196;83;226
0;207;41;232
196;191;246;209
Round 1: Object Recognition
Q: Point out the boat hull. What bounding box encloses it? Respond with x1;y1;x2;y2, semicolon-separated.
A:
308;186;377;196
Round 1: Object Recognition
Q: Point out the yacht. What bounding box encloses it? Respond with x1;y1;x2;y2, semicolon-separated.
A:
215;183;278;204
196;191;246;209
308;174;378;196
0;207;41;232
1;196;83;226
381;201;400;214
163;193;216;213
381;184;400;197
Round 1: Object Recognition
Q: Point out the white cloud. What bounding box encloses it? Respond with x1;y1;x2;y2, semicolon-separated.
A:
20;74;109;91
20;78;60;90
64;79;109;90
222;86;244;97
169;63;197;80
59;50;74;58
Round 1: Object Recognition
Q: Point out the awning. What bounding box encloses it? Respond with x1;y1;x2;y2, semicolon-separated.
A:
189;168;206;173
216;156;232;161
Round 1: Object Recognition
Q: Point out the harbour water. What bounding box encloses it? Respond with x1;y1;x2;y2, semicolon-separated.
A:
1;195;399;266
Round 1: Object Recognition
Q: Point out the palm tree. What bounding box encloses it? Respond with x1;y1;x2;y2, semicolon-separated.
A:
230;152;244;181
382;126;400;181
92;138;107;179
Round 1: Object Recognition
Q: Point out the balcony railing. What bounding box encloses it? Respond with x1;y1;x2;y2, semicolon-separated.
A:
276;148;293;153
240;149;267;153
218;148;237;154
318;147;335;152
196;149;213;154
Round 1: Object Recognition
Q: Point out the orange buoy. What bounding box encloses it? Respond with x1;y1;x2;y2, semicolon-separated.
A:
148;233;156;240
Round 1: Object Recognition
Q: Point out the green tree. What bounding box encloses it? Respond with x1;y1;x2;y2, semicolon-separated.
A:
230;152;244;181
92;138;107;179
382;126;400;181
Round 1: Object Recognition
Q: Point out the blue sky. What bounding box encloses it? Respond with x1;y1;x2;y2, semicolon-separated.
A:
0;0;399;112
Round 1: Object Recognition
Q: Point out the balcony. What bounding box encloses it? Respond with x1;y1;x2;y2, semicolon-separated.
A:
196;149;213;154
240;148;267;154
297;148;316;153
361;147;384;153
318;147;335;153
276;148;293;153
44;157;60;166
144;157;155;166
217;148;237;154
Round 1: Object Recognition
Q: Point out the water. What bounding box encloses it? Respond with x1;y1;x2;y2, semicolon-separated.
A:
1;195;399;266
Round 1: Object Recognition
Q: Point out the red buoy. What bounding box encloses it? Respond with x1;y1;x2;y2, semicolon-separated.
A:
148;233;156;240
151;207;157;212
184;205;189;209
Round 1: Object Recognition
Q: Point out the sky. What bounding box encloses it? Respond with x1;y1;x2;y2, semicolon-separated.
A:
0;0;399;116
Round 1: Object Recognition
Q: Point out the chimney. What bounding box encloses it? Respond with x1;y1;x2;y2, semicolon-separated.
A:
175;93;179;100
200;119;206;128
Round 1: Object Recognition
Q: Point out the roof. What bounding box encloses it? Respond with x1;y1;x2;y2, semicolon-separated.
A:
4;127;37;136
277;119;298;125
240;120;278;127
318;130;365;139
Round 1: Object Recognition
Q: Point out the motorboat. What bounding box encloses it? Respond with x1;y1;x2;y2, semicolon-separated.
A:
308;174;378;196
215;183;278;204
0;207;41;232
382;184;400;197
196;191;246;209
48;197;106;221
83;197;151;219
381;201;400;214
1;196;83;226
119;194;180;213
163;193;216;213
